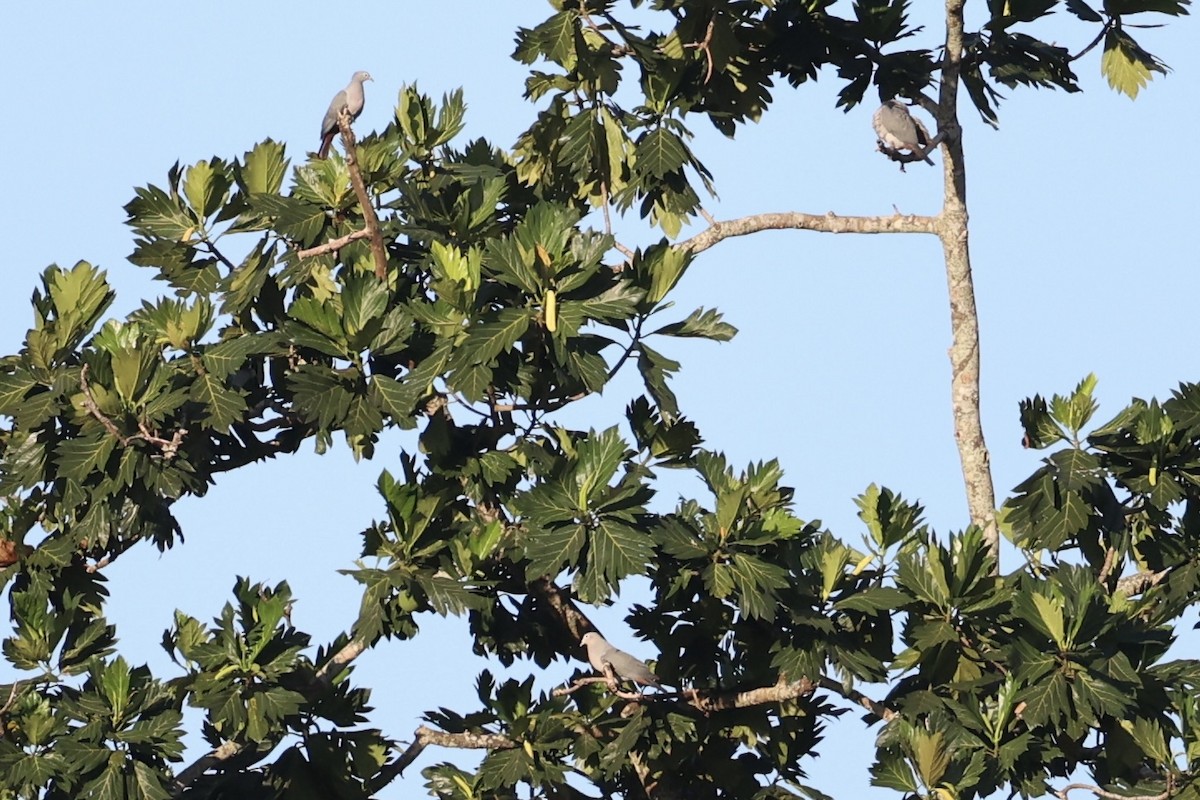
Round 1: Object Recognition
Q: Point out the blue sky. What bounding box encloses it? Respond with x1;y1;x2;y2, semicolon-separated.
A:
2;2;1196;796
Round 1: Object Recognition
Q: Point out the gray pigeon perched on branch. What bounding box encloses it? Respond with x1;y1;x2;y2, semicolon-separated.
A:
872;99;934;165
317;71;373;159
581;631;662;689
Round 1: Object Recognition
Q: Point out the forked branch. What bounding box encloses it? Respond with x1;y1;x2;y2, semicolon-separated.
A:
337;112;390;280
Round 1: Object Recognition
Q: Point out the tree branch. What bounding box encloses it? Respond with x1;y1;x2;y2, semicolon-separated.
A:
1115;568;1171;596
938;0;999;563
370;725;517;791
296;228;372;259
314;637;367;686
817;676;896;721
1070;22;1112;62
554;674;650;702
527;576;599;645
1055;782;1172;800
685;675;817;713
79;365;186;458
337;112;390;280
171;741;243;795
171;635;370;795
678;211;938;256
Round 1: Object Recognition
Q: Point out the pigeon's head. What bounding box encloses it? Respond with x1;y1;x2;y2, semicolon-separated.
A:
354;71;374;83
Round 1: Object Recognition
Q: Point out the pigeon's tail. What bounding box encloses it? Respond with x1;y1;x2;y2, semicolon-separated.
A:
317;131;335;160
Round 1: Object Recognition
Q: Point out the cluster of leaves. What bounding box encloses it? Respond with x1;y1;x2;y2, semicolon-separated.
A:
0;3;1195;800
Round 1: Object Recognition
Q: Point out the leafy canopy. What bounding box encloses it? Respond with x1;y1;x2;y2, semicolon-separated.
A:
0;2;1195;800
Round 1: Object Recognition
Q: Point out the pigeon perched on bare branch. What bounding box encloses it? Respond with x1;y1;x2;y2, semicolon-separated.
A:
872;100;934;165
581;632;662;689
317;71;373;159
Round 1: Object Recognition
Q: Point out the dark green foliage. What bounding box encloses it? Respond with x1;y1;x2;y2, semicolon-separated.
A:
0;2;1192;799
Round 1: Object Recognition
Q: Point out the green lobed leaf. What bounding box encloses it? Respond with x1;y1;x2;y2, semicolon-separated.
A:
1101;29;1169;99
523;522;587;580
237;139;289;195
870;751;919;792
183;158;233;220
190;373;249;430
125;182;197;241
579;519;655;602
637;127;690;179
652;307;737;341
54;431;117;482
0;370;40;416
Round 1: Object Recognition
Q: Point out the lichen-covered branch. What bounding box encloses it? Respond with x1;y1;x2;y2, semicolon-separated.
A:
371;725;517;791
296;228;371;259
678;210;938;256
936;0;999;562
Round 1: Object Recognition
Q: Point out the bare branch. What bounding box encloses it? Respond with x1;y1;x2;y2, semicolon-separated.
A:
1055;782;1172;800
612;240;636;262
550;671;891;721
296;228;372;259
938;0;999;562
314;637;367;686
372;725;517;791
817;676;897;721
0;680;21;716
1098;546;1119;586
337;112;390;280
685;676;818;713
527;576;599;645
171;741;243;795
678;210;938;256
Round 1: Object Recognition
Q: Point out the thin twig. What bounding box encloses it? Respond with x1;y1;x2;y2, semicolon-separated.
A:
817;676;896;721
601;180;614;236
579;2;635;57
0;680;20;715
683;19;717;84
79;365;186;458
1070;23;1111;62
200;238;237;272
